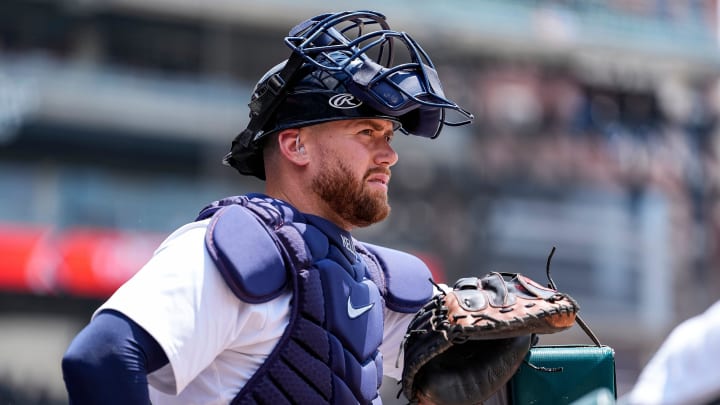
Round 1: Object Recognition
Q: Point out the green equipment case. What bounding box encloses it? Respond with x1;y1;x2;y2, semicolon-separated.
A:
509;247;617;404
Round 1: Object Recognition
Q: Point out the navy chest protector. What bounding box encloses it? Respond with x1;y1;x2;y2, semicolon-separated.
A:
196;194;433;404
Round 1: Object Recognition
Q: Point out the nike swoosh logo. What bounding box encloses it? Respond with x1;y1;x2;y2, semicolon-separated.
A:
347;296;374;319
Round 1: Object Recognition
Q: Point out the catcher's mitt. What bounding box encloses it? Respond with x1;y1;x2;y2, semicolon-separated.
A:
401;272;579;405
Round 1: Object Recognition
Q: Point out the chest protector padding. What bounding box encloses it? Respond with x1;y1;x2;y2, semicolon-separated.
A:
198;194;433;404
203;204;288;303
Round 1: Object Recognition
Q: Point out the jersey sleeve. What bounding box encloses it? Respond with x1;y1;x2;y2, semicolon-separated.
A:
624;300;720;404
96;219;287;394
379;308;414;381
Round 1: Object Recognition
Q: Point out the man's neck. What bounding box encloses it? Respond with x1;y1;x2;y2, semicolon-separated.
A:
264;187;353;232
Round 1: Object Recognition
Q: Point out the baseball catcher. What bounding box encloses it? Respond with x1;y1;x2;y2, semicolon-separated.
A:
401;271;579;404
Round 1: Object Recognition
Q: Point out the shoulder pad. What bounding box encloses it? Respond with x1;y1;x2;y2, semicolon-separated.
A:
205;205;287;303
361;243;433;313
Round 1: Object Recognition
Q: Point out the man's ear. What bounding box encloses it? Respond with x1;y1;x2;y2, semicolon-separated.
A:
277;128;309;166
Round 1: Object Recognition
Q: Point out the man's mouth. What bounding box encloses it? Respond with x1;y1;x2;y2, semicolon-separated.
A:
366;170;390;188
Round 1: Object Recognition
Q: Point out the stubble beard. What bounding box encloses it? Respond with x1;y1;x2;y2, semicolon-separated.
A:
311;154;391;228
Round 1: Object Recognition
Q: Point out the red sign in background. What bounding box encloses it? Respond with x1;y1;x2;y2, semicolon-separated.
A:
0;223;164;298
0;222;447;299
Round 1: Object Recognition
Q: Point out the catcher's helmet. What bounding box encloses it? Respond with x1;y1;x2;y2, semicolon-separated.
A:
224;10;473;179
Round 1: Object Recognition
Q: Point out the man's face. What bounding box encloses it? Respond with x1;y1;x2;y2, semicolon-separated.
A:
307;118;398;228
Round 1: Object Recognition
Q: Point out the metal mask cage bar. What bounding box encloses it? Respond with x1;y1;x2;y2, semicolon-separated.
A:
284;10;473;131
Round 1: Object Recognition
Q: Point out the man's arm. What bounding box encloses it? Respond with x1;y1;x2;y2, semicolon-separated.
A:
61;309;169;404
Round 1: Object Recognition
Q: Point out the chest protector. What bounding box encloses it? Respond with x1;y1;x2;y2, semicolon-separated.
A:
196;194;433;405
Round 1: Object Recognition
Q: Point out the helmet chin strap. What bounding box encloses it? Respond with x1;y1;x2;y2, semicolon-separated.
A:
223;52;306;177
235;12;351;151
237;52;306;150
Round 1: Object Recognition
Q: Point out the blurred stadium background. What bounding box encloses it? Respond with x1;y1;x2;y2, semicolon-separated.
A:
2;0;720;403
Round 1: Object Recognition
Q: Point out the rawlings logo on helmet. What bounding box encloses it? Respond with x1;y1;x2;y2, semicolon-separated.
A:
329;93;363;109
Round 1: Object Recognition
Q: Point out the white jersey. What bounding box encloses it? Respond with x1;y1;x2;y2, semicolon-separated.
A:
96;219;414;404
623;300;720;405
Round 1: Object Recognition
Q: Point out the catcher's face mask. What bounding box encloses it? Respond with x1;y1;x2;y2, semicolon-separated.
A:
224;10;474;179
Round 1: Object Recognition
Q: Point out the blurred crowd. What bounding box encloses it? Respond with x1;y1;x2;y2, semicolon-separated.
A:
388;60;720;309
3;1;720;403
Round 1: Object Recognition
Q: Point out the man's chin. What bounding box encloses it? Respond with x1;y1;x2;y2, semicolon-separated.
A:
353;199;390;228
